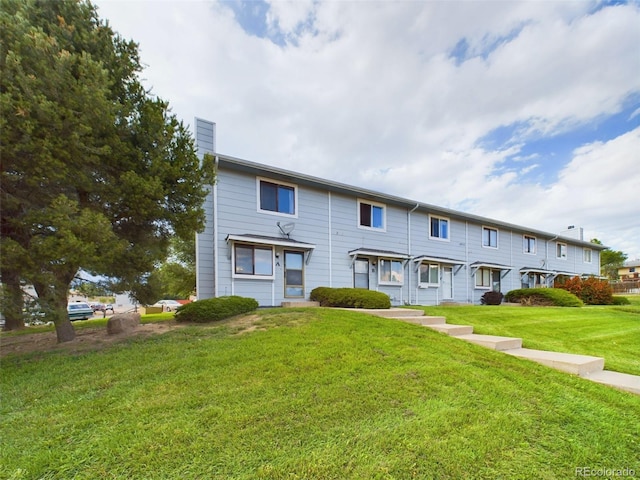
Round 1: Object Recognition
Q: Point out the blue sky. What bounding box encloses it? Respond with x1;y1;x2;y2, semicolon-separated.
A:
96;0;640;259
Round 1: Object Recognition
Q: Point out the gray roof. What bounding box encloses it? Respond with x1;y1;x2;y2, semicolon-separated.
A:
215;154;606;250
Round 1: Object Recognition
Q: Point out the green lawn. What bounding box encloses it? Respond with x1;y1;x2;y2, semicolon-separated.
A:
417;297;640;376
1;308;639;479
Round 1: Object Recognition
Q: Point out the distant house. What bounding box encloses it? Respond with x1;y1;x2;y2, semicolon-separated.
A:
194;119;604;306
618;260;640;281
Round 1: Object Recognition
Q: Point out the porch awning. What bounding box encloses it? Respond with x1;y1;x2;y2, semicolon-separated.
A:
413;255;466;265
413;255;466;273
348;248;411;268
469;261;513;278
226;233;316;250
519;267;556;275
348;248;411;260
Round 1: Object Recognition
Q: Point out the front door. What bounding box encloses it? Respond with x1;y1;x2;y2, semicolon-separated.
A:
442;267;453;299
354;258;369;289
284;251;304;297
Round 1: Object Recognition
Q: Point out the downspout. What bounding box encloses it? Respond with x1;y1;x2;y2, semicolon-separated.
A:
546;235;558;287
213;155;219;298
407;203;419;304
465;221;469;303
328;191;333;287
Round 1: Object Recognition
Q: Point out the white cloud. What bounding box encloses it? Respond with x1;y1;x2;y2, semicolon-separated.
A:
94;0;640;258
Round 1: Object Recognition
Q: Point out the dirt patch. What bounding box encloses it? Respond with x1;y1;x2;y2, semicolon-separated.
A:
0;314;269;358
0;322;183;358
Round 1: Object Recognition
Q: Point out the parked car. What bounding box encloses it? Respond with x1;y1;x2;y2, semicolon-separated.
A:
91;303;106;312
151;299;182;312
67;302;94;321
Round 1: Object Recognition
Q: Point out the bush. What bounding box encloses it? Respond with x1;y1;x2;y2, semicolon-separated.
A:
480;291;504;305
612;296;631;305
505;288;583;307
175;296;259;323
310;287;391;309
555;276;614;305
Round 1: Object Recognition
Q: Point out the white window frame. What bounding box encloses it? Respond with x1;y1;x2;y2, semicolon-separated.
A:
482;226;498;249
419;263;440;287
232;243;275;280
357;199;386;231
583;248;592;264
556;242;567;260
475;268;501;291
523;235;536;255
256;176;298;218
378;258;404;285
429;215;450;241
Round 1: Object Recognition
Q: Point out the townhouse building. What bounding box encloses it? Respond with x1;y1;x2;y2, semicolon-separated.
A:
194;119;603;306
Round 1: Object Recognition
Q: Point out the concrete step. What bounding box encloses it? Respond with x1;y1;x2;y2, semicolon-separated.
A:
505;348;604;376
398;316;447;326
281;301;320;308
584;371;640;395
356;308;424;318
425;324;474;336
458;334;522;351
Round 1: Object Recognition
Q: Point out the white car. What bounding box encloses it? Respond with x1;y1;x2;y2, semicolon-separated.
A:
152;299;182;312
67;302;94;321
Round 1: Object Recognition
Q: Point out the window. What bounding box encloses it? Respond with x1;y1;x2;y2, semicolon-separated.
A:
419;264;439;286
522;273;545;289
284;251;304;297
429;216;449;240
523;235;536;254
258;178;296;215
583;248;592;263
476;268;501;291
234;244;273;277
358;200;385;230
379;258;403;284
556;242;567;259
482;227;498;248
630;267;636;273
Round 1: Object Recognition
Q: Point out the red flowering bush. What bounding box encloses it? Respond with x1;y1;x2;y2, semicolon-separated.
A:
555;276;613;305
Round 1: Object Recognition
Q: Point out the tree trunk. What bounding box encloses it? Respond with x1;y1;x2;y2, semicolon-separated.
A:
55;317;76;343
1;271;26;331
33;277;76;343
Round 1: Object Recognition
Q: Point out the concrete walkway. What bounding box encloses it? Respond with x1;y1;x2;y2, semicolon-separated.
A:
363;308;640;396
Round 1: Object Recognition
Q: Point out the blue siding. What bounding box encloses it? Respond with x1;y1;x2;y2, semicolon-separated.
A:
194;118;216;299
194;120;603;306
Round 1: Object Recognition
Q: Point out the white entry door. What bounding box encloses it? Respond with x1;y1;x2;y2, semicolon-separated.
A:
442;267;453;299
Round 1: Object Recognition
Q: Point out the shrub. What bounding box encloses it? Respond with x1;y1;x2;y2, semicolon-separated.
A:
555;276;614;305
480;291;504;305
175;296;259;323
612;296;631;305
505;288;583;307
310;287;391;309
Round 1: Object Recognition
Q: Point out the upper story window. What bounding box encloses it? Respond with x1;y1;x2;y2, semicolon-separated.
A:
523;235;536;254
583;248;592;263
258;178;297;216
234;244;274;278
429;215;449;241
556;242;567;260
379;258;403;284
482;226;498;248
358;199;385;230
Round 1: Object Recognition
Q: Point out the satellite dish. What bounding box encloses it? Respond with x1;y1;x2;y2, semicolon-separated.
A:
277;222;295;238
